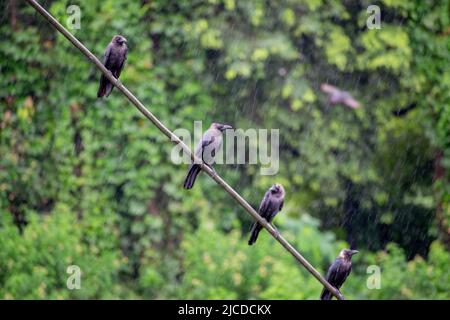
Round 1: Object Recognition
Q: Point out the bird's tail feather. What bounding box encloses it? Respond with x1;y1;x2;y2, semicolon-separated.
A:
320;289;333;300
97;74;113;98
183;164;201;189
248;223;262;245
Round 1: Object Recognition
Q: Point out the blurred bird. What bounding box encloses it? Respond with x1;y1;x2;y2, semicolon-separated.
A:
320;248;358;300
97;35;128;98
392;102;417;117
320;83;361;109
248;184;285;245
183;123;233;189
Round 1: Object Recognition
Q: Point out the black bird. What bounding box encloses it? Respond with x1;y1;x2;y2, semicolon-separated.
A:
248;184;285;245
320;248;358;300
97;35;128;98
320;83;361;109
183;123;233;189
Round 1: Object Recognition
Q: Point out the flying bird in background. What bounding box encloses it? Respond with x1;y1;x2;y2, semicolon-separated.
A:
183;123;233;189
248;184;285;245
320;83;361;109
320;248;358;300
97;35;128;98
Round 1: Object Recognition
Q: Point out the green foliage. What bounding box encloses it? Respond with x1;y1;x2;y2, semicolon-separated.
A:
0;0;449;299
178;214;345;299
0;208;126;299
356;242;450;299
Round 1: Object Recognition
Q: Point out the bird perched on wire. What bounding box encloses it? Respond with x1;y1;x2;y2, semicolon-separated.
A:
248;184;285;245
320;83;361;109
320;248;358;300
97;35;128;98
183;122;233;189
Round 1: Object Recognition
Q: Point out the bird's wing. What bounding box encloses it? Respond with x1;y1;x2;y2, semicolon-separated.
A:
343;96;361;109
267;198;283;222
115;48;128;78
320;83;339;95
336;266;351;288
278;199;284;212
102;44;112;67
327;259;351;288
201;135;215;149
193;132;213;155
197;134;216;162
258;192;271;218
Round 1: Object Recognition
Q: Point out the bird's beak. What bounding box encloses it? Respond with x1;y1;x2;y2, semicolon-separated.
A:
222;124;233;131
350;250;359;256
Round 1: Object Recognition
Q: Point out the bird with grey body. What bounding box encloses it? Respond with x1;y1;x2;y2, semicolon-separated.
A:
320;248;358;300
320;83;361;109
97;35;128;98
183;123;233;189
248;184;285;245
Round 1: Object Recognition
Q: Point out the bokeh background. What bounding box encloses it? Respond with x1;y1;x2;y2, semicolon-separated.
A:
0;0;449;299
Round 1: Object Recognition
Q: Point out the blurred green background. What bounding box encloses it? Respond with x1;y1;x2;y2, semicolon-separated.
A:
0;0;449;299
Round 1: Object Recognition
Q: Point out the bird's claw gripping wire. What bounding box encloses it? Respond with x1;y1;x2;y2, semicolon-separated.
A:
106;71;122;87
